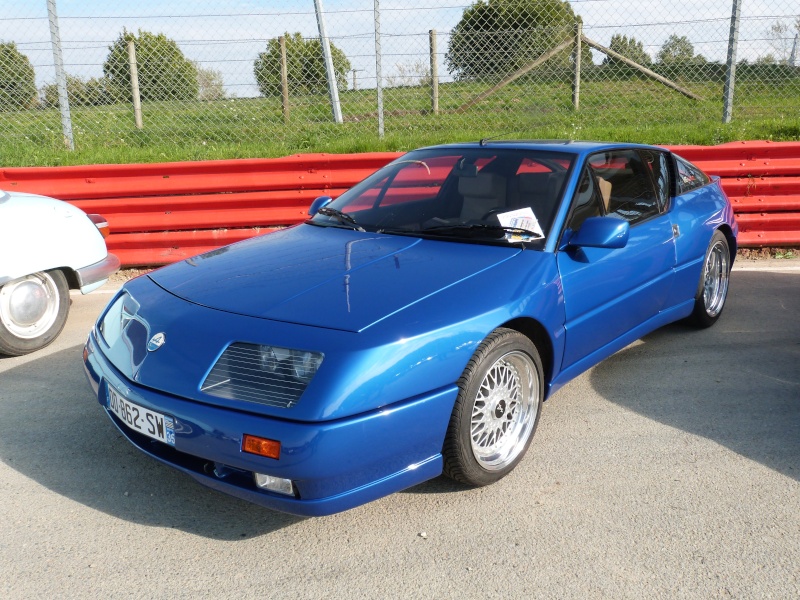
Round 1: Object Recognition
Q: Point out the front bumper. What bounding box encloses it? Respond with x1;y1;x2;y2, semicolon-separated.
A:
83;331;456;516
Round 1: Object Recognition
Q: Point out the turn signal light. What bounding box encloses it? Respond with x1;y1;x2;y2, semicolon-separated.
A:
242;434;281;459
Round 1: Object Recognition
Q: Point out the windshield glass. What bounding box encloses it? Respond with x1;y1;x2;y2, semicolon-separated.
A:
309;147;575;245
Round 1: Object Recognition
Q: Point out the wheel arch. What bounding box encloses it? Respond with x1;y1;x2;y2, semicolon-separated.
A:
716;224;737;263
58;267;81;290
499;317;554;395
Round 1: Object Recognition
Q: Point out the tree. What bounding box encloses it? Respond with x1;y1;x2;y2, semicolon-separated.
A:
195;64;226;101
656;35;703;64
385;60;432;88
42;75;111;108
103;29;198;102
603;34;651;67
0;42;36;111
767;20;793;64
253;33;351;97
445;0;583;81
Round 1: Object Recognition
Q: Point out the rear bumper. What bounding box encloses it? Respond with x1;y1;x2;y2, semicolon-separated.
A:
83;331;455;516
76;253;121;293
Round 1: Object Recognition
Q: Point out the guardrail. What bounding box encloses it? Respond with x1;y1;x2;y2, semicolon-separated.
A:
671;141;800;247
1;141;798;266
0;153;393;266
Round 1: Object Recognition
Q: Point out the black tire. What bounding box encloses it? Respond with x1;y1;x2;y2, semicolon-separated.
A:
688;230;731;328
0;269;70;356
443;328;544;486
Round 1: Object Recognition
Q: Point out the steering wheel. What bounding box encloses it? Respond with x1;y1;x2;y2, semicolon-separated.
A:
480;207;505;221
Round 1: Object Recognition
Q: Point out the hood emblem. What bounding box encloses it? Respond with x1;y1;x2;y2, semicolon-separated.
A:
147;332;166;352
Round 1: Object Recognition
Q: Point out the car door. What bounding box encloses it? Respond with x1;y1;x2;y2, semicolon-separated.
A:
556;148;676;370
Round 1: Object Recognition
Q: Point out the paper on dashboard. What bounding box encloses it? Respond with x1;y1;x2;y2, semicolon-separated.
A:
496;207;544;241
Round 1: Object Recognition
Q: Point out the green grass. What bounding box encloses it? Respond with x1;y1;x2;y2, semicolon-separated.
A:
1;77;799;167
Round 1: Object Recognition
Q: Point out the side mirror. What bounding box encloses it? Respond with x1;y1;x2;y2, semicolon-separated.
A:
308;195;333;216
569;216;629;249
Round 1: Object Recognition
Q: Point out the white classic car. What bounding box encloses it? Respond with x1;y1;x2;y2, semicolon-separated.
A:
0;189;120;356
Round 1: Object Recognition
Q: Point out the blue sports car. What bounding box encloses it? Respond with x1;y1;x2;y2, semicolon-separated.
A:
83;141;737;516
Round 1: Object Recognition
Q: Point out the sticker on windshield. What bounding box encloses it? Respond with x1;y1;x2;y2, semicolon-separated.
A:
497;207;544;242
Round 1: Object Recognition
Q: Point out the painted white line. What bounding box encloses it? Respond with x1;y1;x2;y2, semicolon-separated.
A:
733;264;800;272
70;287;123;296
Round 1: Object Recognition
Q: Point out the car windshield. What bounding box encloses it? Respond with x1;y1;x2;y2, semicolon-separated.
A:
309;147;575;245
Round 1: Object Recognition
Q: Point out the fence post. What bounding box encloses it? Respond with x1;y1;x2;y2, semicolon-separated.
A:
722;0;742;124
572;22;582;111
46;0;74;150
313;0;343;124
127;41;143;129
280;35;289;122
429;29;439;115
374;0;385;138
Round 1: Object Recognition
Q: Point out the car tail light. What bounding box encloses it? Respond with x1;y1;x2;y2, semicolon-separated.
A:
87;213;110;238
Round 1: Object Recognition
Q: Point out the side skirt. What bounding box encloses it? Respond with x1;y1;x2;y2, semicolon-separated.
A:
547;299;695;398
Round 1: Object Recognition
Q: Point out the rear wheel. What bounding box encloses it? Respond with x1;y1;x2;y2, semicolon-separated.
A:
688;231;731;328
0;270;70;356
443;328;543;486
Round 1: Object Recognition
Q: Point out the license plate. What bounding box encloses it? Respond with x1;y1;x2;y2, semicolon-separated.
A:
107;384;175;446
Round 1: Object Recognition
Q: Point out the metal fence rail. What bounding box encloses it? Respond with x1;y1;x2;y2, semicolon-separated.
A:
2;142;798;265
1;1;799;160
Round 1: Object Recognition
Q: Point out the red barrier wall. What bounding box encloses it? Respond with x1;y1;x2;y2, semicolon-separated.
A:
0;153;395;266
1;141;798;266
670;141;800;247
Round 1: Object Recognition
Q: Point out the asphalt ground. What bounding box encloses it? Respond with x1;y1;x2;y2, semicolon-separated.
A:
1;258;798;599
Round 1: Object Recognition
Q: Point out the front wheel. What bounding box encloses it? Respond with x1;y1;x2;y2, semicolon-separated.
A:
0;270;70;356
688;230;731;328
443;328;543;486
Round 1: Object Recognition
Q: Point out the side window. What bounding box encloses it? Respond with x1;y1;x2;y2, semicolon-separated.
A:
567;167;603;231
641;150;670;210
674;155;711;195
588;150;659;225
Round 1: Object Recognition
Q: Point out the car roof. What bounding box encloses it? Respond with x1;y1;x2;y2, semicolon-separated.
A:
416;140;668;157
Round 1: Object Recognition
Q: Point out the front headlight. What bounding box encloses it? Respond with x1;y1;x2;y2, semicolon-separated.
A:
98;292;139;346
202;342;324;408
257;346;323;382
289;349;324;382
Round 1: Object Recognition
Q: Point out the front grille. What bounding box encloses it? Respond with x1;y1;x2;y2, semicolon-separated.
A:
201;342;321;408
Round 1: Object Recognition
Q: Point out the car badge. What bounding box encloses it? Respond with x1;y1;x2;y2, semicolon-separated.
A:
147;332;167;352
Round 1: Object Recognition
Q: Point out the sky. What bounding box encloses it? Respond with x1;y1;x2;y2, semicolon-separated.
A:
1;1;796;96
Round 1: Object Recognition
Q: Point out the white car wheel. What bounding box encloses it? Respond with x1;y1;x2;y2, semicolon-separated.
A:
0;270;70;356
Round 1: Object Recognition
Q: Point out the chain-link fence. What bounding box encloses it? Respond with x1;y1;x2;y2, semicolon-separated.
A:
0;1;798;164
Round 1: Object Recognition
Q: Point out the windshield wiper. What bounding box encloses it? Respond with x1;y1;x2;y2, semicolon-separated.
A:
421;223;544;241
376;226;418;235
316;206;365;231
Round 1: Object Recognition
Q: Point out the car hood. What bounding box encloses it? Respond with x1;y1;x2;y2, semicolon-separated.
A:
148;224;523;333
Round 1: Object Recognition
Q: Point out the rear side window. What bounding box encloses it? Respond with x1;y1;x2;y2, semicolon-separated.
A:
674;155;711;195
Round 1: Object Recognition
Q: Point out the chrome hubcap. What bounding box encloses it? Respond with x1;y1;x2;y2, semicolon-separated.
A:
0;273;61;339
703;240;730;317
470;350;538;471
